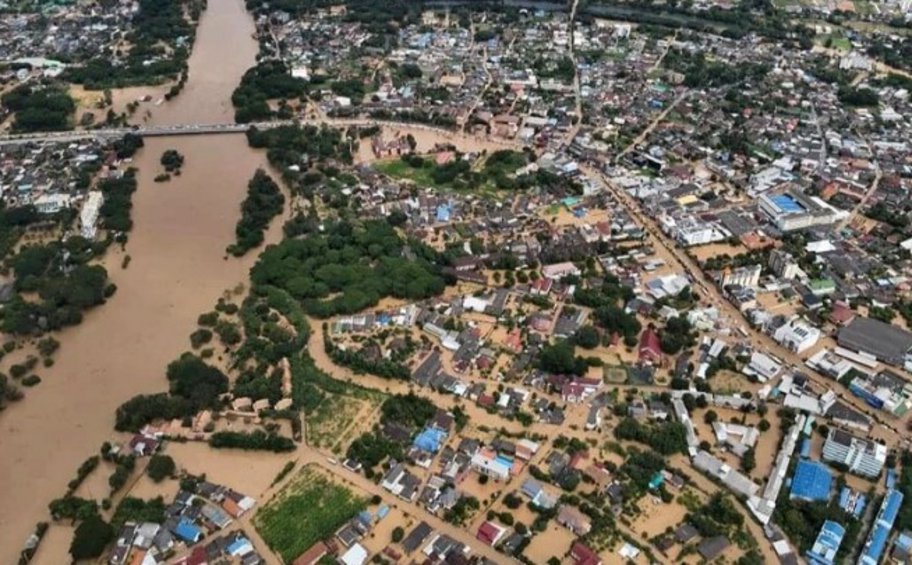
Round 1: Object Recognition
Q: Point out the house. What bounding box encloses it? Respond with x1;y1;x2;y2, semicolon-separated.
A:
172;520;203;544
476;521;507;546
675;523;699;543
698;536;730;561
557;505;592;535
339;543;369;565
402;522;432;554
570;541;602;565
639;328;662;364
541;261;581;280
380;463;421;501
293;541;329;565
561;380;599;404
530;278;553;295
128;434;160;456
471;449;511;481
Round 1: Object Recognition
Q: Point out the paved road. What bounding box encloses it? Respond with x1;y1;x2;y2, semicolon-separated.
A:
582;162;899;435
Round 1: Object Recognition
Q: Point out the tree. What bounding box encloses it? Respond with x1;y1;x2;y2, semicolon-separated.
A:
70;515;114;560
704;410;718;424
741;447;756;473
166;353;228;410
392;526;405;543
160;149;184;172
227;169;285;256
574;325;600;349
146;454;175;482
538;340;587;375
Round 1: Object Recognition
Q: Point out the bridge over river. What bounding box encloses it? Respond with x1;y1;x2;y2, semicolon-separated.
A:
0;118;520;148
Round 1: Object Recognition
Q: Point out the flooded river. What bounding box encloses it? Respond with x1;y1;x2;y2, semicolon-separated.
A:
0;0;272;561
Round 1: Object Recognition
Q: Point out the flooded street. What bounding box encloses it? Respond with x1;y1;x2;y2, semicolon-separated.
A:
0;0;273;561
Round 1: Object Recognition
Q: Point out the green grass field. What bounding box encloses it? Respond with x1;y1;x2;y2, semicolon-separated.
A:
254;465;367;562
374;158;441;187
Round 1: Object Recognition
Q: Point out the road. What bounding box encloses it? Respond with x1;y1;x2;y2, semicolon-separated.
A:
562;0;583;146
835;132;882;232
582;162;899;435
614;90;689;163
165;446;514;565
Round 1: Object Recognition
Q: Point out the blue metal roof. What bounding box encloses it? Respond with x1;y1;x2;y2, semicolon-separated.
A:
860;524;890;565
838;487;850;509
859;489;905;565
880;489;904;526
226;537;251;555
770;194;804;213
887;469;897;489
790;460;832;502
806;520;845;565
800;438;811;458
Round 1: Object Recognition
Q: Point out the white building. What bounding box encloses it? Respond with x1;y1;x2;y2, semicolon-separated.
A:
822;428;886;478
79;191;104;240
773;318;821;354
471;452;510;481
34;193;71;215
541;261;581;280
720;265;762;289
743;351;782;382
769;249;800;280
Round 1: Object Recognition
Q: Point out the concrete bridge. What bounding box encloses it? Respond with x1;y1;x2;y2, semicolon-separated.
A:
0;118;519;147
0;120;288;146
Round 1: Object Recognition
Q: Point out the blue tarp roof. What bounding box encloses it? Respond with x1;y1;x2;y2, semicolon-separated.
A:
377;504;390;520
649;472;664;490
790;460;832;502
412;427;447;453
174;519;202;543
854;496;866;518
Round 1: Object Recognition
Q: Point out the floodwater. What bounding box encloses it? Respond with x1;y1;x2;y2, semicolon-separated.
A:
0;0;272;562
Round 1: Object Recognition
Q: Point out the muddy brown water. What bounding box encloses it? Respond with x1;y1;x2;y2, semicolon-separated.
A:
0;0;275;560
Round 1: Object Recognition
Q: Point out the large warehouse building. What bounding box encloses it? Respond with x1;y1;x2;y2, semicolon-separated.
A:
838;317;912;371
759;188;847;232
